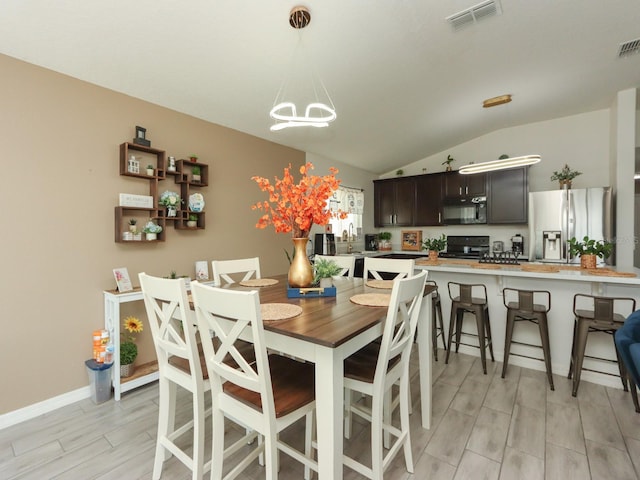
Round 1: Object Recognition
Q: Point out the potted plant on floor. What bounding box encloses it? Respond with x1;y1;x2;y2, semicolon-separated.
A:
422;234;447;261
120;316;143;377
568;236;612;269
551;164;582;189
378;231;392;251
314;258;343;288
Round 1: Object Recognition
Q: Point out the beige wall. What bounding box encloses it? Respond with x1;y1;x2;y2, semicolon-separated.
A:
0;54;307;414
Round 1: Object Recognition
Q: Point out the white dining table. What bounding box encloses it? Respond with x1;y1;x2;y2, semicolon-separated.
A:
224;274;433;480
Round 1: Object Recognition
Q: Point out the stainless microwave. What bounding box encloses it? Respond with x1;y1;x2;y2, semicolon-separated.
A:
442;196;487;225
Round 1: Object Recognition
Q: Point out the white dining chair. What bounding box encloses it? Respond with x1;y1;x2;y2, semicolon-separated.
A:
211;257;261;286
342;270;427;479
363;257;415;281
138;272;211;480
314;254;356;279
191;281;318;480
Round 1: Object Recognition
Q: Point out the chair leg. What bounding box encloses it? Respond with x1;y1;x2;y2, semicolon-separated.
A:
211;407;226;480
370;392;384;480
571;321;590;397
153;379;174;480
630;381;640;413
383;390;391;449
475;309;487;374
304;411;315;480
436;300;447;352
399;374;414;474
502;312;515;379
432;301;438;361
454;310;464;353
485;308;495;362
613;337;629;392
568;319;577;379
191;390;206;480
537;315;555;391
445;307;457;364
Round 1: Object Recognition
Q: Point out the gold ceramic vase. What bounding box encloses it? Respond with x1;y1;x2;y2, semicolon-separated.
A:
288;238;314;288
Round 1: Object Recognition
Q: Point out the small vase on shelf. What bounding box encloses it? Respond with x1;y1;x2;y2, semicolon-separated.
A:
167;206;177;217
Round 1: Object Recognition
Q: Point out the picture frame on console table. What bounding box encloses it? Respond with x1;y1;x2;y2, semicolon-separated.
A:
401;230;422;251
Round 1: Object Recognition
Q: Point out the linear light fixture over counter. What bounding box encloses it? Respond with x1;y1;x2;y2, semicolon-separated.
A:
482;94;512;108
459;155;541;174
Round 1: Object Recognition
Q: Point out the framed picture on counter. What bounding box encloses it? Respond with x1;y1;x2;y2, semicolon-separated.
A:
401;230;422;251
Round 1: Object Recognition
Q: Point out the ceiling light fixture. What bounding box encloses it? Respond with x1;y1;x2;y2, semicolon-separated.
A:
459;155;541;174
270;6;336;132
482;94;512;108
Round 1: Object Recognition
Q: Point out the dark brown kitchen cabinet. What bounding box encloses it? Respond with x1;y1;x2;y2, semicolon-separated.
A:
374;177;416;227
444;171;486;198
487;166;528;224
415;173;443;226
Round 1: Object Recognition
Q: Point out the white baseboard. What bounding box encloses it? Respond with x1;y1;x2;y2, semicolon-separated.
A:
0;386;90;430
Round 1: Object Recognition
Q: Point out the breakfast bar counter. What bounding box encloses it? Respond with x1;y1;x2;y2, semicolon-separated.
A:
414;258;640;389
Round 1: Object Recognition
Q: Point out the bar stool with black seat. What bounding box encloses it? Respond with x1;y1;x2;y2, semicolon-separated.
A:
568;294;636;397
425;280;447;361
445;282;495;374
502;288;554;390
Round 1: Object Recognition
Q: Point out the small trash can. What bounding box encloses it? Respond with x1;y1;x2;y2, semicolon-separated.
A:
85;359;113;404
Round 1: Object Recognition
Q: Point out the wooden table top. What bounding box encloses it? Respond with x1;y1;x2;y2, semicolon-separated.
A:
222;274;385;348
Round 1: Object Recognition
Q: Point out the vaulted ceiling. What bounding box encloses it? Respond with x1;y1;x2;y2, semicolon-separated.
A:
0;1;638;174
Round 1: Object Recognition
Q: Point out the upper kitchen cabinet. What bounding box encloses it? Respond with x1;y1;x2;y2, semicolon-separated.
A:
374;177;416;227
487;166;529;224
415;173;443;226
444;171;486;198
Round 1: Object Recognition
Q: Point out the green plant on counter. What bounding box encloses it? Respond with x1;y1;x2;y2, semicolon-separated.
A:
378;231;392;241
568;236;612;259
313;258;343;284
422;234;447;252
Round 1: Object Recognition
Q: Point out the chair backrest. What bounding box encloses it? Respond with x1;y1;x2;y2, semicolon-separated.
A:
363;257;415;281
190;281;276;421
425;279;440;300
314;254;356;279
573;294;636;324
615;310;640;386
448;282;487;305
138;272;204;389
502;288;550;313
374;271;427;386
211;257;261;286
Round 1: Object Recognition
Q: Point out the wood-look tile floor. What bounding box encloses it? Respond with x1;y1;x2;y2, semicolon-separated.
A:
2;348;640;479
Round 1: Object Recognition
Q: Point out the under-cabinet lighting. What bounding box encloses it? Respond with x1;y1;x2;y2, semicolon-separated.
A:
459;155;541;174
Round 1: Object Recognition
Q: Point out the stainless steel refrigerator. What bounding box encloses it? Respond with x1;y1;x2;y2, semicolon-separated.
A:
528;187;613;264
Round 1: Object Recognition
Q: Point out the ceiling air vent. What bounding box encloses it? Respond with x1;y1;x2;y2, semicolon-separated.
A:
618;38;640;58
446;0;502;30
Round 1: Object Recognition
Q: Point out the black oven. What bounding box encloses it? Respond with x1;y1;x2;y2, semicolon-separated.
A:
442;196;487;225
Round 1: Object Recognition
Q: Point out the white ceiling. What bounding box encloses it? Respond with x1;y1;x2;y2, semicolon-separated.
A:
1;1;638;174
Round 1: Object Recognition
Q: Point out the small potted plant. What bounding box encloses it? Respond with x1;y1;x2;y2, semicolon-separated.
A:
551;164;582;189
191;165;201;182
146;164;154;176
142;221;163;241
422;234;447;261
568;236;612;269
120;316;143;377
314;258;343;288
159;190;182;217
378;231;392;251
187;214;198;228
128;218;137;233
189;154;199;162
442;154;455;172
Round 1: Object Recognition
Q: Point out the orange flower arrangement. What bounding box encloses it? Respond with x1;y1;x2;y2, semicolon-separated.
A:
251;162;347;238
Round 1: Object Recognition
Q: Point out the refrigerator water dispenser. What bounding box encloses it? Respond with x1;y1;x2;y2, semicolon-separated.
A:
542;231;562;260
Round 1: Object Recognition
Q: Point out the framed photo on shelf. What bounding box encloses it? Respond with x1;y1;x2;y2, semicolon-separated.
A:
401;230;422;251
113;267;133;292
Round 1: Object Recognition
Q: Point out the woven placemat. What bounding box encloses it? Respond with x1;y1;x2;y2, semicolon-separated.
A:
350;293;391;307
261;303;302;321
239;278;279;287
366;279;394;289
585;269;637;278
